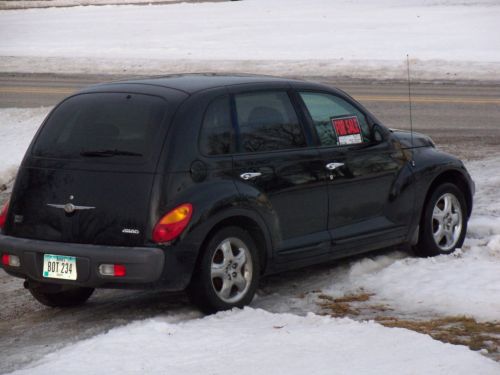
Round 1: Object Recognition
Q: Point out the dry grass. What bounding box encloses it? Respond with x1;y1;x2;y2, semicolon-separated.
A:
376;316;500;357
316;292;374;317
316;292;500;360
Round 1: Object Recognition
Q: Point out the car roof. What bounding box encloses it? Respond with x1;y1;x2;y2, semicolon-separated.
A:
80;73;322;96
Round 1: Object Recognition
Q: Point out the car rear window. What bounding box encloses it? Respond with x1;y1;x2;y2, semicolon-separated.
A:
32;93;167;161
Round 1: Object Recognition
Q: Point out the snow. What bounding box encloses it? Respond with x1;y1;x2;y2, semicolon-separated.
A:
329;245;500;321
345;157;500;322
0;0;499;80
0;108;49;187
0;0;180;10
9;308;500;375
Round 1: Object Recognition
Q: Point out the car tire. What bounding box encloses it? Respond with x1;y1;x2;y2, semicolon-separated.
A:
28;282;94;308
414;183;468;257
188;226;260;314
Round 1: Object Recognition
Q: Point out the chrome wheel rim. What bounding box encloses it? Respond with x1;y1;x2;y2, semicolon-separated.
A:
210;237;253;304
432;193;463;251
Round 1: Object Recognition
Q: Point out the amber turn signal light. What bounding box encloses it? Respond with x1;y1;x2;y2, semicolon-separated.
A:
152;203;193;243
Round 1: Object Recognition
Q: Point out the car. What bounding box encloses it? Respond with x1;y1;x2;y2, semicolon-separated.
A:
0;74;474;313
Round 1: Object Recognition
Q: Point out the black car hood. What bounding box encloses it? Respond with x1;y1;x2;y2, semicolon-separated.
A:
389;129;435;149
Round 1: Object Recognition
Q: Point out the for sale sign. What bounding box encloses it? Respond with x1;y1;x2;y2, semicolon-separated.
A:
331;116;363;145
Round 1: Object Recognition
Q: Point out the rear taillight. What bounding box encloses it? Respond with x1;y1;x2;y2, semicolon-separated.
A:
2;253;20;267
152;203;193;243
0;199;9;230
98;264;126;277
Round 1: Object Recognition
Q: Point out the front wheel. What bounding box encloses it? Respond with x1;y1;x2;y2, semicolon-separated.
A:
414;183;468;257
188;226;260;314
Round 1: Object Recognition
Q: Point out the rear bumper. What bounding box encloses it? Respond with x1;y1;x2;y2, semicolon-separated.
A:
0;234;179;289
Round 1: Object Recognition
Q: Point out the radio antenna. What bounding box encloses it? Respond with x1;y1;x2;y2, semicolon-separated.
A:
406;54;415;166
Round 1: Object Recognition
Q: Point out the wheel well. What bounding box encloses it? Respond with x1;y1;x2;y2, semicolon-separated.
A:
424;170;473;218
199;216;269;274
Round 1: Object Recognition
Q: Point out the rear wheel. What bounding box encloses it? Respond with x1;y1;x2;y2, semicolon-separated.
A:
414;183;467;257
28;281;94;307
188;226;260;314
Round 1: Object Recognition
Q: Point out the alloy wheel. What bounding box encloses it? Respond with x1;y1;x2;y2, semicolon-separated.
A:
431;192;463;251
210;237;253;304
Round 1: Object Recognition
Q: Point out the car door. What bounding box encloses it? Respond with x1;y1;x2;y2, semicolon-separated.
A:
297;90;415;250
229;88;330;259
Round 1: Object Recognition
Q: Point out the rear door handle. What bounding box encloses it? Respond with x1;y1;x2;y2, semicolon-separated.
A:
240;172;262;180
326;162;344;171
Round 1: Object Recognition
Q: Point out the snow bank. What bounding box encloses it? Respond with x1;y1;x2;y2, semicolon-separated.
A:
9;308;500;375
294;157;500;322
0;0;499;80
329;244;500;322
0;108;49;187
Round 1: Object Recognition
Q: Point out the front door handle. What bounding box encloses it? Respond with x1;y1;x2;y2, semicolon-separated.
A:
326;162;344;171
240;172;262;180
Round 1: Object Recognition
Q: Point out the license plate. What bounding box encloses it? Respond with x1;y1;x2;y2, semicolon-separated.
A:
43;254;77;280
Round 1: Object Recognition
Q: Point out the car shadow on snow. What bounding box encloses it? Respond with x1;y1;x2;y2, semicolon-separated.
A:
0;278;200;374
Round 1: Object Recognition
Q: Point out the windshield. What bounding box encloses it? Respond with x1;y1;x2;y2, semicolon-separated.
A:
33;93;167;160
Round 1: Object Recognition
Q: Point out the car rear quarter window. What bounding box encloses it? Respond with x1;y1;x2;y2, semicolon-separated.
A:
234;91;306;153
32;93;166;161
199;95;233;155
299;92;371;147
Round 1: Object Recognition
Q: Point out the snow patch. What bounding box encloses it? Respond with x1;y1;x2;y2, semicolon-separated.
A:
315;157;500;322
329;246;500;322
9;308;500;375
0;0;499;80
0;108;49;187
487;235;500;253
0;0;180;10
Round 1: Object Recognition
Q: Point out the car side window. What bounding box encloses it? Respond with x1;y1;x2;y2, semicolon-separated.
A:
199;95;233;155
299;92;371;147
234;91;306;153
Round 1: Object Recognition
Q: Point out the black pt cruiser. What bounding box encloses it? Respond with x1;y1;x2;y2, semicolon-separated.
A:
0;74;474;313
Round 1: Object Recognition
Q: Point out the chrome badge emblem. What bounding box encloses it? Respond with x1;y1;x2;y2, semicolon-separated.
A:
47;203;96;213
64;203;76;214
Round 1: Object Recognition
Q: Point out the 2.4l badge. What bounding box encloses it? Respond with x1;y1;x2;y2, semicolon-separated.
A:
122;228;140;235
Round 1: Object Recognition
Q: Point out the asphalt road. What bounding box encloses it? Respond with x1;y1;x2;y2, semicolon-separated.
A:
0;73;499;373
1;73;499;160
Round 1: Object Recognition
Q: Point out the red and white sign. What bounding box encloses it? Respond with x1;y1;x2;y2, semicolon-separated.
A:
331;116;363;145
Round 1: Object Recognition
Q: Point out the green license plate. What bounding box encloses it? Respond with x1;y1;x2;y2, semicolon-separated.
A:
43;254;77;280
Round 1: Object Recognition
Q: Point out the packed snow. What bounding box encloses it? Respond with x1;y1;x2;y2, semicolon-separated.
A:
345;157;500;322
1;106;500;372
0;0;499;80
0;0;180;10
0;108;48;188
9;309;500;375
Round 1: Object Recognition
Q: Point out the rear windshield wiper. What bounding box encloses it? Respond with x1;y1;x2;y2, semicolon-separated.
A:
80;149;143;157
